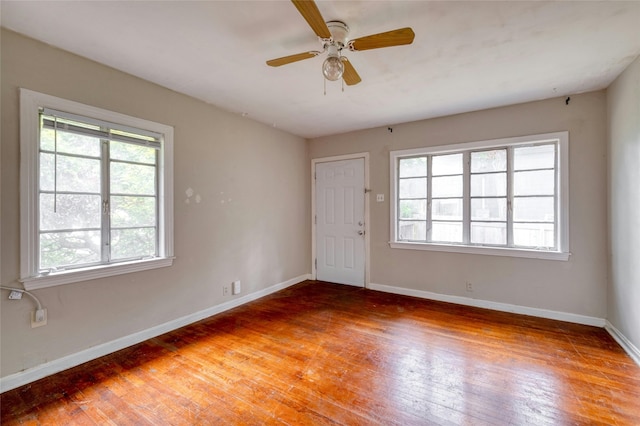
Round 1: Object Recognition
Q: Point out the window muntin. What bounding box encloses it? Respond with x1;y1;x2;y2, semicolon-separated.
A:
20;89;174;289
398;157;427;241
512;144;557;249
390;132;569;259
469;149;507;246
431;153;463;243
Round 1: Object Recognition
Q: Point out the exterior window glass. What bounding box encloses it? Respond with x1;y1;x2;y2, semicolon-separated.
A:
390;132;569;260
38;112;160;271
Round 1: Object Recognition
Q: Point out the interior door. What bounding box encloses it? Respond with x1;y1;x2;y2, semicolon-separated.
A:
315;158;365;286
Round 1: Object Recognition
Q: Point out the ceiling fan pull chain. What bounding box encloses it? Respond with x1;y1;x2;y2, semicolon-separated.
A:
324;76;326;96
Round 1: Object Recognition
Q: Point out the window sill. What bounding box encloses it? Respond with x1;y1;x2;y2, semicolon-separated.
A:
20;257;175;290
389;242;570;261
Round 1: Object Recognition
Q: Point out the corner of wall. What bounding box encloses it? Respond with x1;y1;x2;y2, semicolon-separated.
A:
605;55;640;358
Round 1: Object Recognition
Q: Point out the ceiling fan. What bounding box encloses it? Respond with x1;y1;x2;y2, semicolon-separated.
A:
266;0;415;86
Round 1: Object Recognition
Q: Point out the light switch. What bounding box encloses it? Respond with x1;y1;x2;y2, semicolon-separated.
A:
376;194;384;202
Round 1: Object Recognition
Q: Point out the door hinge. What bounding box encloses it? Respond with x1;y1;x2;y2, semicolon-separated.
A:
314;215;317;224
315;258;317;269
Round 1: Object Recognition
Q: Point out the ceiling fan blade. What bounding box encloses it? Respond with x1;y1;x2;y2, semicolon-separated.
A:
341;58;361;86
291;0;332;39
348;27;415;51
266;51;319;67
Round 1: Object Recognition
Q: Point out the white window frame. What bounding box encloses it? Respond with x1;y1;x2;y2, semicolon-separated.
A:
19;89;174;290
389;132;570;261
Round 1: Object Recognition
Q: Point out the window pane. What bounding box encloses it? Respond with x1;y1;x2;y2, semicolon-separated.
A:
40;153;101;193
399;199;426;220
399;177;426;198
432;153;462;175
514;144;555;170
40;230;101;270
514;223;555;248
398;221;426;241
432;199;463;221
432;222;463;243
471;198;507;221
470;173;506;197
471;222;507;245
471;149;506;173
40;194;101;231
40;127;101;157
111;196;156;228
399;157;427;178
432;175;462;197
514;170;554;196
111;162;156;195
513;197;554;222
110;228;156;260
110;141;156;164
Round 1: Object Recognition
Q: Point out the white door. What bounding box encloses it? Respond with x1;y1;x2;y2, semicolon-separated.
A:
315;158;365;286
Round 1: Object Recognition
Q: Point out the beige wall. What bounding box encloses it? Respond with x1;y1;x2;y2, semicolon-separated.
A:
2;26;630;382
310;91;608;318
607;57;640;350
0;30;310;378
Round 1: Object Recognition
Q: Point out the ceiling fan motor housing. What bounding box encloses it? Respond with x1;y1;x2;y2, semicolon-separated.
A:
326;21;349;49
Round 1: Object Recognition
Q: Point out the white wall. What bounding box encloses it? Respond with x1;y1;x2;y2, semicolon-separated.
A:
607;57;640;352
310;91;608;319
0;30;310;379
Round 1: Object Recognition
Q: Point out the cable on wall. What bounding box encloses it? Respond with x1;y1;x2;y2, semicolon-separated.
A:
0;286;43;310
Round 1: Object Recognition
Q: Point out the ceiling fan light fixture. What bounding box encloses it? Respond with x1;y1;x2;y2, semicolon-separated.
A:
322;55;344;81
267;1;415;87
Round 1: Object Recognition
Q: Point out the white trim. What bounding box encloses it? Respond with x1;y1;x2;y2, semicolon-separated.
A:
21;258;175;290
558;132;570;254
391;132;568;157
605;321;640;367
389;242;571;261
368;282;605;327
311;153;370;288
19;88;174;288
20;89;40;281
389;131;570;260
0;274;311;393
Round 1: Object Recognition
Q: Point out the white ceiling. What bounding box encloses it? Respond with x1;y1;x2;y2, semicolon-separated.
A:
2;1;639;139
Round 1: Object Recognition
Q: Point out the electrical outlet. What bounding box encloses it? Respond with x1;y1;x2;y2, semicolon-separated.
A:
466;282;473;292
223;286;229;296
232;280;241;295
31;308;47;328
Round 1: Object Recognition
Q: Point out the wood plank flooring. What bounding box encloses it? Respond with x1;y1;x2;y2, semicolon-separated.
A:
2;280;639;425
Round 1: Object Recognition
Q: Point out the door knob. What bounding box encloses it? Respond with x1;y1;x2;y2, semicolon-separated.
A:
357;230;364;235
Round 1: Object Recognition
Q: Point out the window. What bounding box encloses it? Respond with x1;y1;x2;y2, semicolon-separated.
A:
20;89;174;289
390;132;569;260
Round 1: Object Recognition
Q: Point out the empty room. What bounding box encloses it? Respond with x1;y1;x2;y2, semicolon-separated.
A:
1;1;639;424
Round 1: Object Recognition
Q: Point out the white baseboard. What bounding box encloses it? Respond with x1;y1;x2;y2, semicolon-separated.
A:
605;321;640;367
368;282;606;327
0;274;311;394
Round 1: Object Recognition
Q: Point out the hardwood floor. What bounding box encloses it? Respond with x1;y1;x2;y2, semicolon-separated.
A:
2;280;639;425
